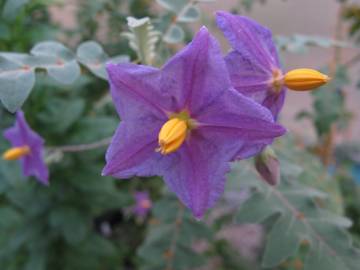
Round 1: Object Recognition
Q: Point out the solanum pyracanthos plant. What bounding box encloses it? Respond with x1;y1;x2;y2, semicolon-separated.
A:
0;1;359;270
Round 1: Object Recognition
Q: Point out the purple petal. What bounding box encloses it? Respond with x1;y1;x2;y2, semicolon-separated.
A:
161;26;232;115
196;89;285;140
22;151;49;185
224;50;272;97
102;122;164;178
133;191;152;217
216;11;280;70
262;87;286;121
195;89;285;159
106;63;170;119
160;134;236;218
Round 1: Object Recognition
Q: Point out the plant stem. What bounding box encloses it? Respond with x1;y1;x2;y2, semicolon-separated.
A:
48;137;112;153
165;203;184;270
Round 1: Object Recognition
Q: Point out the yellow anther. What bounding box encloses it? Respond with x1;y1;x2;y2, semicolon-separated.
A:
284;68;330;91
3;146;30;161
157;118;187;155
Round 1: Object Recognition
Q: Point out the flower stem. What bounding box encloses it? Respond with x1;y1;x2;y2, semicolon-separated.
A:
48;137;112;153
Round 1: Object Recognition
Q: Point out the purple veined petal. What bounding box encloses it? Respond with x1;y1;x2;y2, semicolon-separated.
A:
225;50;272;96
216;11;280;71
160;132;237;218
3;125;22;147
22;151;49;185
102;122;165;178
262;87;286;120
195;88;286;142
235;142;268;160
161;26;232;115
106;63;171;119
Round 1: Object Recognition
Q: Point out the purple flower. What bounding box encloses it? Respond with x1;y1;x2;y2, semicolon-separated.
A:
254;146;280;186
216;11;286;119
3;111;49;184
102;27;285;218
133;191;152;218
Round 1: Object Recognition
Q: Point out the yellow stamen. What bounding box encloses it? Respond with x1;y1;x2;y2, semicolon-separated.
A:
3;146;30;161
157;117;188;155
284;68;330;91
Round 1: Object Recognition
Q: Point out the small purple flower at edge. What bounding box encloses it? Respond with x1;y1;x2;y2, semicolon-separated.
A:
216;11;330;120
133;191;152;218
102;27;286;218
2;111;49;185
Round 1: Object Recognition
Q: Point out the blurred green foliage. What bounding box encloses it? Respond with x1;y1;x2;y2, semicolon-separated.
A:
0;0;57;51
1;0;360;270
344;3;360;43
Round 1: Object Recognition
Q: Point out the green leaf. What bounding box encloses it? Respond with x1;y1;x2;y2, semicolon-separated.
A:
2;0;30;20
156;0;187;12
24;250;46;270
178;5;200;23
77;41;129;79
262;212;302;267
230;137;359;269
0;23;10;40
0;56;35;112
31;41;81;84
49;207;89;245
122;17;159;65
0;207;21;229
164;24;184;44
69;116;117;143
37;98;85;133
137;195;212;270
76;41;107;79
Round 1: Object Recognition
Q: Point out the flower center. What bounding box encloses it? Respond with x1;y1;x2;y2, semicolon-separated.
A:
271;69;284;94
157;111;194;155
2;145;31;160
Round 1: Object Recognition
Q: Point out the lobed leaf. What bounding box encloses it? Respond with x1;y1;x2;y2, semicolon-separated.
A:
0;55;35;112
137;195;212;270
228;137;359;270
164;24;185;44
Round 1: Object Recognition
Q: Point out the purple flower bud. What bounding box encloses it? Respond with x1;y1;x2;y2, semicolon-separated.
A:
255;146;280;186
133;191;152;218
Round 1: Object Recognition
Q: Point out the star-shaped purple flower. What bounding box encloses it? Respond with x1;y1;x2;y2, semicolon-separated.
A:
102;27;285;218
133;191;152;218
216;11;286;119
3;111;49;184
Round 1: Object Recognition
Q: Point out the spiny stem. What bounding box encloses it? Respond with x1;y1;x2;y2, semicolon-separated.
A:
47;137;112;153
